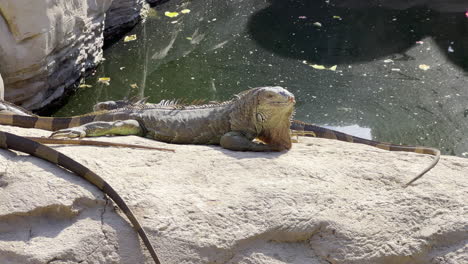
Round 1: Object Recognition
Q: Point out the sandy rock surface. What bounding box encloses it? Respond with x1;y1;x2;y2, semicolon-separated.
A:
0;125;466;264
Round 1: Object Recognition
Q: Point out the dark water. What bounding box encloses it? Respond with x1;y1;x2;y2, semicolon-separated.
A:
55;0;468;157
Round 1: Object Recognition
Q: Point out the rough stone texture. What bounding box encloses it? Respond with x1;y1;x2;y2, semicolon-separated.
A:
104;0;146;40
0;0;113;110
0;0;151;110
0;73;3;100
0;124;467;264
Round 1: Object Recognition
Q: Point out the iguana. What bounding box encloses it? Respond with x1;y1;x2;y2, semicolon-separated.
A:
0;87;296;152
0;87;439;185
0;130;161;264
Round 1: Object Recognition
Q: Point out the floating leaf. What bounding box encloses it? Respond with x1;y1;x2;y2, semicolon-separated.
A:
130;83;138;89
383;59;394;63
124;34;137;42
78;84;92;88
310;64;326;70
332;15;342;20
186;37;192;40
313;22;322;27
181;9;191;14
309;64;336;71
416;41;424;45
298;16;307;19
165;11;179;18
98;77;111;85
419;64;430;71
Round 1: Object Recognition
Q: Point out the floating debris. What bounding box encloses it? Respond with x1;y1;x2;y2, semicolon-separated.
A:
78;84;92;88
98;77;111;85
124;34;137;42
416;41;424;45
130;83;138;89
120;67;125;70
186;37;192;40
309;64;337;71
448;46;454;53
419;64;430;71
313;22;322;27
466;11;468;18
383;59;394;63
332;15;342;20
391;68;401;72
181;9;191;14
298;16;307;19
164;11;179;18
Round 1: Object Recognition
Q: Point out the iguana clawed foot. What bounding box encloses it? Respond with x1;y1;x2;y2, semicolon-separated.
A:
50;127;86;138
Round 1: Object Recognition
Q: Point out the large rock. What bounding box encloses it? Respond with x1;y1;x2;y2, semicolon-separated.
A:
0;124;466;263
0;0;149;110
104;0;147;40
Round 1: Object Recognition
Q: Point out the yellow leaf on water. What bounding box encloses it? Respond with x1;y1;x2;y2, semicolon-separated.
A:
309;64;326;70
186;37;192;40
78;84;92;88
124;34;137;42
165;11;179;18
418;64;430;71
333;16;342;19
130;83;138;89
181;9;191;14
98;77;111;85
329;65;337;71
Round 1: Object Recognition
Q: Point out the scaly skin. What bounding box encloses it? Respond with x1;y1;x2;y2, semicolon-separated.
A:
0;130;161;264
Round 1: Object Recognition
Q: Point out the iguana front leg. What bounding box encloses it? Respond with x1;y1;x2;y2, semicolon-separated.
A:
220;131;284;152
50;120;143;138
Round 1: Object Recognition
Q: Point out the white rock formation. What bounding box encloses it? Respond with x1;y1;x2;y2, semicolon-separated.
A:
0;0;147;110
0;73;3;100
0;124;466;264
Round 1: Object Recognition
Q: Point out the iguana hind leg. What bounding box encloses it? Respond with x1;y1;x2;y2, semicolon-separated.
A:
50;120;143;138
220;131;283;152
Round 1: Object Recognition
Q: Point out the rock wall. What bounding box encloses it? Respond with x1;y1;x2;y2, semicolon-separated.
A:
0;0;148;110
104;0;146;39
0;124;467;263
0;73;3;100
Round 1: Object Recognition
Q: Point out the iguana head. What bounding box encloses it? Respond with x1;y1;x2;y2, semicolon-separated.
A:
251;86;295;150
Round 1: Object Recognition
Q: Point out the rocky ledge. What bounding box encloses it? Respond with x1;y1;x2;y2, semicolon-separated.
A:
0;0;148;110
0;125;466;263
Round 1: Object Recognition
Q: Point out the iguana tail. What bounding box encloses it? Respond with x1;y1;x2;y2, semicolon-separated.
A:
290;120;440;187
0;131;161;264
24;137;175;152
0;114;100;131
